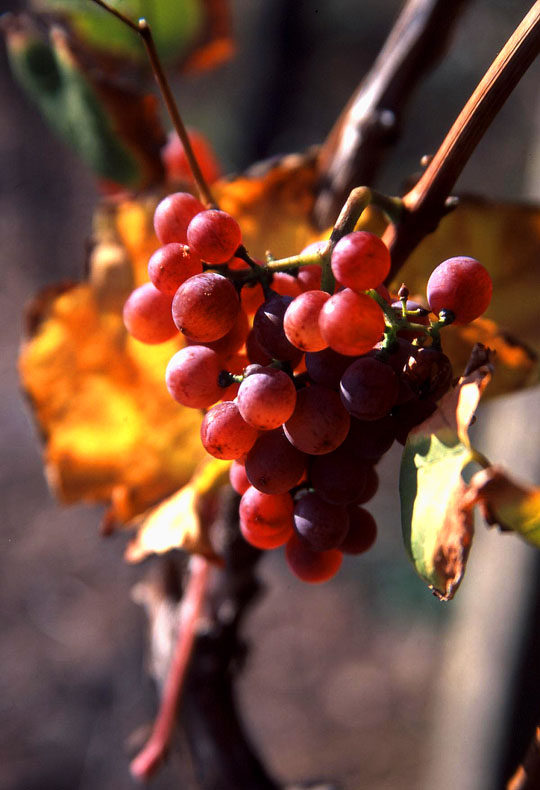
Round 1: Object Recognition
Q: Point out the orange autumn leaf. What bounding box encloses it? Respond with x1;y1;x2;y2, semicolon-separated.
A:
19;226;206;527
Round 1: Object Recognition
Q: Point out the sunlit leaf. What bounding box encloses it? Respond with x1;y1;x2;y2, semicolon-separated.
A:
463;466;540;548
32;0;233;70
19;212;207;527
214;153;328;259
125;456;231;563
400;347;493;600
3;14;165;190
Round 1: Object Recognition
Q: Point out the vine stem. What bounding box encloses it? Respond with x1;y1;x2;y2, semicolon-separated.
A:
130;555;210;782
385;1;540;281
89;0;217;208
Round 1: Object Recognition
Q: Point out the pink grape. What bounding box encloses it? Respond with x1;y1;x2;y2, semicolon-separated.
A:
172;272;240;342
319;289;385;356
293;491;350;551
200;401;258;460
148;243;203;295
283;290;330;351
153;192;205;244
237;367;297;430
284;385;350;455
187;209;242;264
122;283;177;344
426;256;492;324
285;533;343;584
331;231;391;291
165;345;223;409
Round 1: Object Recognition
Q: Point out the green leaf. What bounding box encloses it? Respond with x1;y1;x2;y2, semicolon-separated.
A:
33;0;204;65
399;350;493;600
4;15;164;189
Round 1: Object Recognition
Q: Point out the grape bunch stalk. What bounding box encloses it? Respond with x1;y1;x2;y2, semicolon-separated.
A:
123;175;493;584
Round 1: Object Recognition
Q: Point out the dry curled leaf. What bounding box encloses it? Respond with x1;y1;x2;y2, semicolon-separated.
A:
463;466;540;546
399;346;493;599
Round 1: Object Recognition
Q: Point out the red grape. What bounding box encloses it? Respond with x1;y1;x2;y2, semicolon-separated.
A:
285;532;343;583
229;458;250;495
200;401;258;459
331;231;391;291
355;465;379;504
271;272;302;297
340;506;377;554
148;243;202;295
283;290;330;351
187;209;242;264
123;283;177;344
162;129;221;186
253;295;304;366
153;192;204;245
284;385;350;455
310;444;370;505
319;289;385;356
237;367;297;430
305;347;358;389
426;256;492;324
165;345;223;409
172;272;240;342
245;428;306;494
294;491;349;551
239;487;294;548
340;357;399;420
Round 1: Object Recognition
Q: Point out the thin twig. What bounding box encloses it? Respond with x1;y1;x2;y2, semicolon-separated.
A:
89;0;217;207
130;555;210;781
385;2;540;281
314;0;471;227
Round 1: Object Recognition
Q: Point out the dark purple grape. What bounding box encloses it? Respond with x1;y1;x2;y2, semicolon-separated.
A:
252;295;304;365
284;385;350;455
340;357;399;420
245;428;306;494
294;491;349;551
305;347;358;390
310;444;370;505
340;506;377;554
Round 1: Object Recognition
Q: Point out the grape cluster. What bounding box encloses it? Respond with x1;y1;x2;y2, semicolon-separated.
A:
122;189;493;584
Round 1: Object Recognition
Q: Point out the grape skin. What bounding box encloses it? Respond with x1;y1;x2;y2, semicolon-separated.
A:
319;289;385;356
245;428;306;494
200;401;259;460
239;487;294;548
283;385;351;455
237;367;297;430
426;256;492;324
331;231;391;291
148;243;203;295
340;506;377;554
285;532;343;584
187;209;242;265
283;290;330;351
172;272;240;342
293;491;349;551
153;192;204;245
165;345;223;409
340;357;399;420
123;283;177;344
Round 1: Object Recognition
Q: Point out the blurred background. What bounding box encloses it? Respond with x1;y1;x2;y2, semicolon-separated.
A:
1;1;539;788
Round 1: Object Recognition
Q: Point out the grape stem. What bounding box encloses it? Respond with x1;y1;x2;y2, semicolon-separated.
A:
88;0;217;209
384;2;540;280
